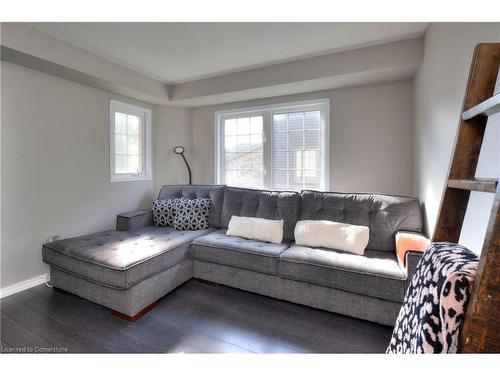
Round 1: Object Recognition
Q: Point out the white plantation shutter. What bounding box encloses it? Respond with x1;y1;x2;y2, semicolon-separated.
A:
272;110;322;191
217;99;328;191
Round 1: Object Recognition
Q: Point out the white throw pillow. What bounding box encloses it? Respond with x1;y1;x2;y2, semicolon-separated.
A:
226;216;284;244
294;220;369;255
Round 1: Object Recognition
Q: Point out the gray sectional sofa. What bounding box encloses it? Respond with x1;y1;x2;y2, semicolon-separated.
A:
42;184;425;326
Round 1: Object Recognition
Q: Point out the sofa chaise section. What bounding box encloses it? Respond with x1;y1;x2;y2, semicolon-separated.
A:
42;184;226;319
49;259;192;319
42;226;214;289
43;225;215;318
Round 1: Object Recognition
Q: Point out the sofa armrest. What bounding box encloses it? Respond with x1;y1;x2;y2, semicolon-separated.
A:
395;230;429;282
405;250;423;281
116;209;153;231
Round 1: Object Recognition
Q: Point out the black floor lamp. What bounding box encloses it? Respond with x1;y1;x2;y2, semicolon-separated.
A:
174;146;192;185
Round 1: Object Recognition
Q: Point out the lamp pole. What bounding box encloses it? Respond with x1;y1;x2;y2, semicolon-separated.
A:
173;146;192;185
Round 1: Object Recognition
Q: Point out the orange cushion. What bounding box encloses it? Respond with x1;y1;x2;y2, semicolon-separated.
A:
395;231;430;266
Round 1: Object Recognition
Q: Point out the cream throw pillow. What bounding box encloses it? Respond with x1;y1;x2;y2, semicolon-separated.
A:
294;220;369;255
226;216;284;244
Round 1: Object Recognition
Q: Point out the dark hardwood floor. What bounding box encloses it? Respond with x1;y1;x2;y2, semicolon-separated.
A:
0;280;393;353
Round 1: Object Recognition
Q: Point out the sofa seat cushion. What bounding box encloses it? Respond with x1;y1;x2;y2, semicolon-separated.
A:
42;226;215;289
278;245;406;302
191;229;290;274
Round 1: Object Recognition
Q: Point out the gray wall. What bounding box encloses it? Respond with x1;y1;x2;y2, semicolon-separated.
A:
0;62;191;289
192;80;414;196
153;105;193;194
7;22;498;288
413;23;500;254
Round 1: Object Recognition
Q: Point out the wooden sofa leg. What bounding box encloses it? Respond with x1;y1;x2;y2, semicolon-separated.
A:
112;302;157;322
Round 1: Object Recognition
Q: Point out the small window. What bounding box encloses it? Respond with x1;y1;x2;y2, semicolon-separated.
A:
109;100;152;182
215;99;329;191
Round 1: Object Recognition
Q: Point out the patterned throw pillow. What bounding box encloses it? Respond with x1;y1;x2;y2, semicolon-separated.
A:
152;199;179;227
173;197;211;230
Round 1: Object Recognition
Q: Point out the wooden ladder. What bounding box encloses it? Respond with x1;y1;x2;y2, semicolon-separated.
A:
432;43;500;353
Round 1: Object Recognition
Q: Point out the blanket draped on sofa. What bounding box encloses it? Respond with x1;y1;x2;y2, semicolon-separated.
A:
387;242;478;354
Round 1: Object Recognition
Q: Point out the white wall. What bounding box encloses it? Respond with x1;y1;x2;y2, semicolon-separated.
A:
414;23;500;254
192;80;414;196
0;62;192;289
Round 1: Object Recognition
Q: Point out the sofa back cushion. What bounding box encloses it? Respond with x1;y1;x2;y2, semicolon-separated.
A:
299;190;423;252
157;185;226;228
221;187;300;241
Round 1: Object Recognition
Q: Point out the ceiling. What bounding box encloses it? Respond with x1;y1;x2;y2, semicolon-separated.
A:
31;22;427;84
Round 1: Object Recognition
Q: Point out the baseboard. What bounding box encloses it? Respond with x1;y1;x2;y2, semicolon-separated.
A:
0;273;48;299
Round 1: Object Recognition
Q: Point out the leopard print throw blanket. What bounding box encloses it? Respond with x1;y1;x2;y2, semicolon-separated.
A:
387;242;478;354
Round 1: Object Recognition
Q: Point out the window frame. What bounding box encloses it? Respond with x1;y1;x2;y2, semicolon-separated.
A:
215;98;330;191
109;99;152;183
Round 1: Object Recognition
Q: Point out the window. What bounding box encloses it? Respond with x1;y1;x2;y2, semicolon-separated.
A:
109;100;152;182
216;99;329;191
223;116;264;189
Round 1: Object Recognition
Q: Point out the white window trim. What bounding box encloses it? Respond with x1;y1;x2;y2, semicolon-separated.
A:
215;98;330;191
109;99;152;183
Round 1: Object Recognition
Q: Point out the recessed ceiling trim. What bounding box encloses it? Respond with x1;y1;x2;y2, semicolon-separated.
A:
30;22;428;83
1;23;169;103
170;37;424;103
171;30;426;85
2;23;424;108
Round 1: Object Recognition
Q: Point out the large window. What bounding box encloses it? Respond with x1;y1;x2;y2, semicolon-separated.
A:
110;100;152;182
216;99;329;191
